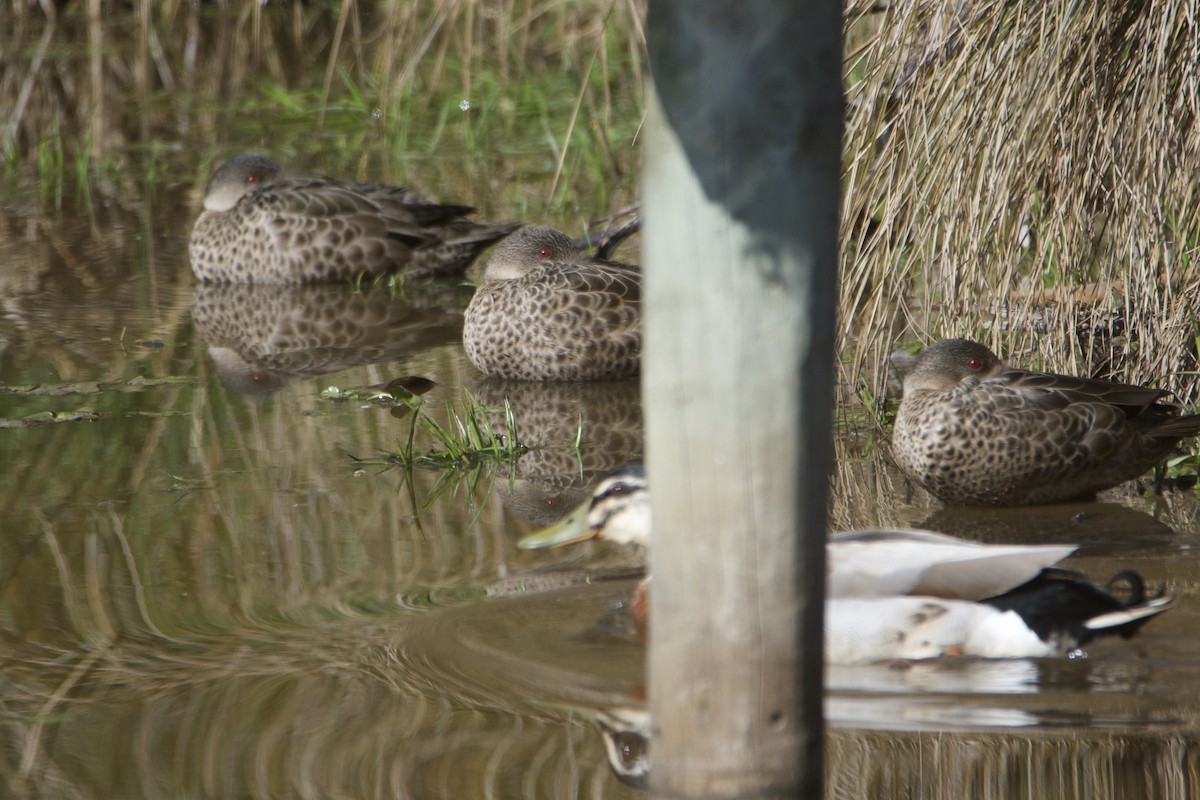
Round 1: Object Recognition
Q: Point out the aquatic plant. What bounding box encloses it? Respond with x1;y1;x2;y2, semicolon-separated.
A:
343;388;526;472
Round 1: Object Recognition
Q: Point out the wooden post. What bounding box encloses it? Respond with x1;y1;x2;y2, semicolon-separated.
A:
642;1;842;797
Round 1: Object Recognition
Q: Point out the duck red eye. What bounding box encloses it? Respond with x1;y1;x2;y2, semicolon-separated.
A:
967;357;982;370
538;248;550;258
247;175;258;184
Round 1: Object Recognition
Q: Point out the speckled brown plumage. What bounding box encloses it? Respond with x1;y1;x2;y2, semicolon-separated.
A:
189;154;517;284
473;378;643;523
892;338;1200;506
463;225;641;381
191;283;463;396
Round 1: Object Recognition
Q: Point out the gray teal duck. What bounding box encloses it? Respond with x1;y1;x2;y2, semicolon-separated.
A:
190;154;518;284
463;225;641;381
892;337;1200;506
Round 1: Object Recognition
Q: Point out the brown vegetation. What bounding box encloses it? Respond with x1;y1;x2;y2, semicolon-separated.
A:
842;0;1200;406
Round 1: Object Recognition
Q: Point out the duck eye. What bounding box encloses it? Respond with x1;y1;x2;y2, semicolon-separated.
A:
247;175;258;184
538;247;550;258
967;357;982;370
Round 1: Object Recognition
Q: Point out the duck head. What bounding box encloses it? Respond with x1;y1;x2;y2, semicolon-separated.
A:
518;464;649;549
482;225;581;281
203;154;284;212
897;338;1005;394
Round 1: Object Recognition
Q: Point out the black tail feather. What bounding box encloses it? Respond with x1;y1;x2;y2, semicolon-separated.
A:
983;567;1171;649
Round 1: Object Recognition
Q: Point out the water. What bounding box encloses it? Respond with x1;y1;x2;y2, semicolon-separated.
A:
3;4;1200;797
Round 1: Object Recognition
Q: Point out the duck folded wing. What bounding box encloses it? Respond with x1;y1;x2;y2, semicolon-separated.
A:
828;529;1076;600
993;367;1175;416
552;263;642;302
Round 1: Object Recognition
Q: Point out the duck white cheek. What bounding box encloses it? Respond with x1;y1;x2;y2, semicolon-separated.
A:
601;508;651;546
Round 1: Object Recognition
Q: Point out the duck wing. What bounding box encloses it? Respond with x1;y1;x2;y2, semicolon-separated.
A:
992;366;1173;417
260;177;475;238
829;529;1076;600
551;262;642;303
349;182;481;227
986;367;1200;461
241;177;422;248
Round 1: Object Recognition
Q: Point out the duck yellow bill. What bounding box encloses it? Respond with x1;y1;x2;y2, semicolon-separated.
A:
517;500;596;549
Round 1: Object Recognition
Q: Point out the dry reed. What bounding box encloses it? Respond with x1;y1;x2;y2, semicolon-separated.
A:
841;0;1200;408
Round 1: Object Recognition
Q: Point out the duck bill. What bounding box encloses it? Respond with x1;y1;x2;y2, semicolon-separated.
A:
517;501;597;549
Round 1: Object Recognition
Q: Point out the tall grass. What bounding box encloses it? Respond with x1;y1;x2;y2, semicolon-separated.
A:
1;0;646;220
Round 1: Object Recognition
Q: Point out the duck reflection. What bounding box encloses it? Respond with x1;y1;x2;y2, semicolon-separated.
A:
191;283;466;397
568;639;1182;790
472;378;643;525
561;703;649;790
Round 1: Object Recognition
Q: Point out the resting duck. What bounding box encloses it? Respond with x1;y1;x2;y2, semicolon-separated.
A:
518;465;1172;664
892;338;1200;505
462;225;641;381
190;154;517;284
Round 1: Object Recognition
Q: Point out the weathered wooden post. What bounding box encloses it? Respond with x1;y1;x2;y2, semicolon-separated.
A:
642;2;843;797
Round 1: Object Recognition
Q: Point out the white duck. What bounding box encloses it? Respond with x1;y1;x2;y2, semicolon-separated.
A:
518;465;1172;664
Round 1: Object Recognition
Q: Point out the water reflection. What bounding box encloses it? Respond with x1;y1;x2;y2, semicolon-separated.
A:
192;283;467;398
552;653;1199;794
826;729;1200;800
0;608;645;798
562;703;651;789
474;379;643;525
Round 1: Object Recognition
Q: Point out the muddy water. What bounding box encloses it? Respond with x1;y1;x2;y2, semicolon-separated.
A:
3;8;1200;800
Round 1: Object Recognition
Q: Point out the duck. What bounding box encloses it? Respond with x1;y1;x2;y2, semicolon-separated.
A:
189;154;518;284
891;337;1200;506
518;465;1172;664
462;225;641;381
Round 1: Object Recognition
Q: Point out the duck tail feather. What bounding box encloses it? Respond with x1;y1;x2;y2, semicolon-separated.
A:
1084;593;1174;636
